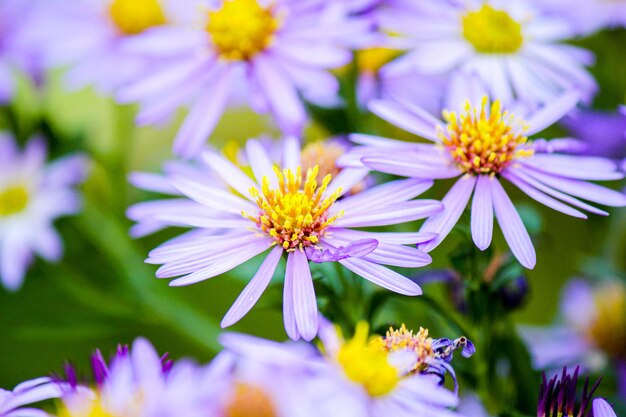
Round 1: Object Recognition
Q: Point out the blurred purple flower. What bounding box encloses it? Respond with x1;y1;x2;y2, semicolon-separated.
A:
345;94;626;269
0;133;88;291
376;0;597;108
116;0;371;158
533;0;626;35
138;137;441;340
0;377;63;417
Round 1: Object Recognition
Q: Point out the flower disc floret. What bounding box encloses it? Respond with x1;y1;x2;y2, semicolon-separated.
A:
337;322;400;397
0;185;29;217
439;97;533;175
225;383;277;417
462;4;524;54
109;0;167;35
373;324;434;372
244;166;343;251
207;0;281;61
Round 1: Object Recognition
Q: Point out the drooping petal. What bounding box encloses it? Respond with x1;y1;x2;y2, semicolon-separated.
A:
289;250;318;341
471;175;494;251
339;258;422;295
221;246;283;327
419;176;477;253
491;178;536;269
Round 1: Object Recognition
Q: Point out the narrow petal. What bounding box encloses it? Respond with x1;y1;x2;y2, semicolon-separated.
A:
221;246;283;327
246;139;277;187
202;151;258;200
173;65;234;158
419;176;477;253
361;154;461;179
368;99;440;141
336;200;443;228
592;399;617;417
526;92;580;135
283;253;299;340
325;168;370;198
491;178;536;269
521;154;623;181
339;258;422;295
334;178;434;214
289;251;318;341
170;176;256;214
471;175;494;250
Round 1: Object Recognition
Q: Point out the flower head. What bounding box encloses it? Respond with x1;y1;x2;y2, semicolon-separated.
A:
116;0;371;157
135;137;442;340
376;0;597;107
348;94;626;269
0;133;88;290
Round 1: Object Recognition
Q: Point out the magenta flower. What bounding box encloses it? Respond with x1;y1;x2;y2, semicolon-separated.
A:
116;0;370;158
0;133;88;290
137;138;442;340
345;94;626;269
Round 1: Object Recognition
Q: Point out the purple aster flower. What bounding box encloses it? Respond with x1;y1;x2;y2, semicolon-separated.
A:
0;133;88;291
561;109;626;159
58;338;208;417
1;377;64;417
138;137;442;340
220;321;463;417
346;94;626;269
25;0;187;95
116;0;371;158
521;279;626;398
537;367;617;417
376;0;597;108
0;0;45;102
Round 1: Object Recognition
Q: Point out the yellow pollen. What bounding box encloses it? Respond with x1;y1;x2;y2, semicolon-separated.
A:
109;0;167;35
225;383;277;417
439;96;532;175
372;324;435;373
462;4;523;54
0;185;29;217
206;0;281;61
337;322;401;397
58;395;116;417
243;165;343;251
587;282;626;360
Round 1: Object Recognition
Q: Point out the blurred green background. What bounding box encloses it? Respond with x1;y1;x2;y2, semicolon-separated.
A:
0;29;624;398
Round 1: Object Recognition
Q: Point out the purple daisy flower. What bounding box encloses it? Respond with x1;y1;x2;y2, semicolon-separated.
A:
376;0;597;108
345;94;626;269
26;0;187;94
219;322;463;417
116;0;370;158
561;109;626;159
0;0;45;102
521;279;626;397
139;137;442;340
0;133;88;291
58;338;207;417
1;378;64;417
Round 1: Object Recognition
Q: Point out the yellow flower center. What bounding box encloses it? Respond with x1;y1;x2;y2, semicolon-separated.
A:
225;383;277;417
372;324;434;373
109;0;167;35
58;395;116;417
206;0;281;61
587;282;626;360
337;322;401;397
439;96;533;175
462;4;523;54
357;48;400;74
244;166;342;251
0;185;29;217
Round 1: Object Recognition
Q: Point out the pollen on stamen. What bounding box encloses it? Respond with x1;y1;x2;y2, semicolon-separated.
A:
373;324;435;373
438;96;533;176
243;165;343;252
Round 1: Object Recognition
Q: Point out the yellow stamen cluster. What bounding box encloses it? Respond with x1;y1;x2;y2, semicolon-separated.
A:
109;0;167;35
244;166;343;251
337;322;401;397
462;4;523;54
206;0;281;61
372;324;435;373
225;383;277;417
439;96;533;175
587;282;626;360
0;185;29;217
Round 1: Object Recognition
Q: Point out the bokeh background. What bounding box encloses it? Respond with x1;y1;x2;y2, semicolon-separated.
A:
0;27;625;401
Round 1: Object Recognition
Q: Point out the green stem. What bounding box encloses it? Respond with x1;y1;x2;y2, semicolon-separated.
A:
78;198;222;353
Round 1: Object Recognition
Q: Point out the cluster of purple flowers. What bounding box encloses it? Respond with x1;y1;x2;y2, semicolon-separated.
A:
0;0;625;415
